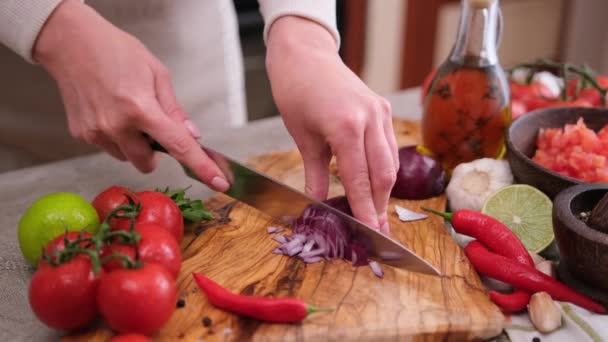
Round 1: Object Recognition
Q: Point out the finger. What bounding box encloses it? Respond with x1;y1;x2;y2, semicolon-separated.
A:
112;129;158;173
332;135;379;229
153;63;201;138
300;144;331;201
140;102;230;192
91;133;128;161
380;99;399;171
365;121;397;234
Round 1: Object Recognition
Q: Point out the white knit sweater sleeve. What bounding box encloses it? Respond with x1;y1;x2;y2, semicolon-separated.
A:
257;0;341;49
0;0;67;63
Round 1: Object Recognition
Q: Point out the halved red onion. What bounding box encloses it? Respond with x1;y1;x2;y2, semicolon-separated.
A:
268;196;383;277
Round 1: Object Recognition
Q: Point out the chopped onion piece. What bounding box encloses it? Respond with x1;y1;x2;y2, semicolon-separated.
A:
395;205;428;222
272;235;288;244
302;239;315;253
302;256;323;263
268;196;380;274
369;261;384;278
267;226;284;234
298;248;325;259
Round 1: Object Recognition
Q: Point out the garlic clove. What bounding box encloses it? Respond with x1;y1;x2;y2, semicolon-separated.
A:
528;292;562;334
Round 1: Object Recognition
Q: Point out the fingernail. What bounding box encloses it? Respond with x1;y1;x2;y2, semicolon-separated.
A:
211;176;230;192
184;119;201;138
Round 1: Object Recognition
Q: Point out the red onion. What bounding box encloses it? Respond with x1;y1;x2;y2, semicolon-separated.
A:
266;226;284;234
391;145;447;200
269;196;383;277
395;205;428;222
369;261;384;278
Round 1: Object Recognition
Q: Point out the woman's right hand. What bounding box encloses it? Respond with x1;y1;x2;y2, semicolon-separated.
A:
34;0;230;192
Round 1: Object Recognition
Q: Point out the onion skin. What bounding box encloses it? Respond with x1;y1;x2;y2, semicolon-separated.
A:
391;146;447;200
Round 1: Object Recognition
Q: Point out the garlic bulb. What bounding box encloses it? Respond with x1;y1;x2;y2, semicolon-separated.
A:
446;158;513;212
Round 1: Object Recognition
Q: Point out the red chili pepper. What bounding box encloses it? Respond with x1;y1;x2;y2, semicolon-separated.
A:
422;208;535;312
489;290;531;313
192;273;331;323
464;241;606;313
423;209;534;267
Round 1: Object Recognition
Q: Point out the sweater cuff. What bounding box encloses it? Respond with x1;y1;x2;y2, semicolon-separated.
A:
258;0;341;50
0;0;65;63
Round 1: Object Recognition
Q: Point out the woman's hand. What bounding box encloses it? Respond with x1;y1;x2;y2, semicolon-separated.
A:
266;16;399;233
33;0;229;192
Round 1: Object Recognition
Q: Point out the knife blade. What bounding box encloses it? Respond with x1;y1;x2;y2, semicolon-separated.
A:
150;140;440;276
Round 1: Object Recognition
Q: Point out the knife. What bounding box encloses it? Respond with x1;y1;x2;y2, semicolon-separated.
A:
149;140;440;276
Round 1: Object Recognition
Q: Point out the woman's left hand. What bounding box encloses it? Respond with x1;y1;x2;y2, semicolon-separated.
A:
266;17;399;234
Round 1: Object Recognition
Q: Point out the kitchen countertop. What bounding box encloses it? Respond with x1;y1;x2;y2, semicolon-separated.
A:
0;87;422;341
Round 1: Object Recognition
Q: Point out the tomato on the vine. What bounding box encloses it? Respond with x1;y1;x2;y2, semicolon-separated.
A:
92;186;138;226
43;231;95;262
511;99;527;120
510;81;555;101
101;222;182;278
566;76;608;107
113;191;184;243
97;263;177;335
29;255;102;330
525;96;593;111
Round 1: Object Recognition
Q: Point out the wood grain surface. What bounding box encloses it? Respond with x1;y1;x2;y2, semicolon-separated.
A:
64;119;504;342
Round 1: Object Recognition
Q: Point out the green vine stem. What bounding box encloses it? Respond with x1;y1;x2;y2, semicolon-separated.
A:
46;246;103;276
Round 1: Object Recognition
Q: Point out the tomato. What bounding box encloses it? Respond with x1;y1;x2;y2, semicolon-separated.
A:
511;99;528;119
29;255;102;330
524;95;593;111
43;231;94;262
114;191;183;242
566;77;608;107
97;263;177;335
101;222;182;278
92;186;138;225
510;81;555;101
107;333;152;342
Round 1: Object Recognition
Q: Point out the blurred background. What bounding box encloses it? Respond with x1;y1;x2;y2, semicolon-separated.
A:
237;0;608;121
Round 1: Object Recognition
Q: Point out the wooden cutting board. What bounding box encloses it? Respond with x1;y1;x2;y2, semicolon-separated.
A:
65;119;504;342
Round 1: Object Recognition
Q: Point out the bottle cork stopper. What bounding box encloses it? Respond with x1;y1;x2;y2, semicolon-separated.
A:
468;0;495;9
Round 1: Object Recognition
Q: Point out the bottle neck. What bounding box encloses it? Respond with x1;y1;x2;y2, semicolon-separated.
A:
450;0;500;66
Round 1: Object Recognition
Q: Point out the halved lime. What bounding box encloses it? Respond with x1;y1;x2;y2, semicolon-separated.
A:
481;184;554;253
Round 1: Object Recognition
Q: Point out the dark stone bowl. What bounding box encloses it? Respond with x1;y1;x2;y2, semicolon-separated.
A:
506;107;608;199
553;184;608;307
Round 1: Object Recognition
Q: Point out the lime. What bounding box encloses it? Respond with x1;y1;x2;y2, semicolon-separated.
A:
481;184;554;253
18;192;100;266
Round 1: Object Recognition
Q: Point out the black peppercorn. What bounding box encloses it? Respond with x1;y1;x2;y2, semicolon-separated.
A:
176;298;186;308
202;316;212;327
